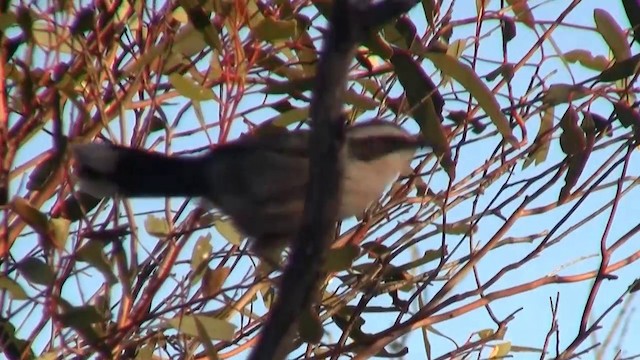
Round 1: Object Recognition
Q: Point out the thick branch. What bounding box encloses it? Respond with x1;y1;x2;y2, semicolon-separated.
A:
248;1;418;359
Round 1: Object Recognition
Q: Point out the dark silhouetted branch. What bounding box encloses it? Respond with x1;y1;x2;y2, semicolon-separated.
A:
248;1;419;359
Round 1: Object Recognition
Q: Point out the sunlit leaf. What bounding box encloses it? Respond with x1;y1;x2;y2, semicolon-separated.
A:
390;50;454;177
168;73;217;101
0;276;28;300
489;341;512;359
524;107;554;168
562;50;610;71
167;315;236;341
144;215;171;238
214;218;242;246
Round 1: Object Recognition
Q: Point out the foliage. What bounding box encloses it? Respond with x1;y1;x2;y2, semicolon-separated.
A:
1;0;639;359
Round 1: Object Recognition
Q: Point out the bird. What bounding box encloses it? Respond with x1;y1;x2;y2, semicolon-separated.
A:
71;119;427;257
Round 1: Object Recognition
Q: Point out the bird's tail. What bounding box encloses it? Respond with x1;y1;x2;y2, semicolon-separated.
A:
71;143;211;199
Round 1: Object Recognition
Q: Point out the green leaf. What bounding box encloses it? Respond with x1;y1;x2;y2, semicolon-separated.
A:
168;73;217;101
12;197;49;236
144;215;171;238
425;52;518;148
524;107;554;168
17;257;55;285
214;218;242;246
506;0;534;28
167;315;236;341
0;276;28;300
562;50;610;71
324;244;360;272
32;20;81;53
489;341;512;359
191;234;213;282
298;307;323;344
49;217;70;249
389;50;454;177
541;84;590;106
201;266;230;297
76;240;118;285
253;17;297;42
59;305;105;327
594;9;631;61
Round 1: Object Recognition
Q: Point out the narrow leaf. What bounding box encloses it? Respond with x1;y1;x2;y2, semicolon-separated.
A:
425;52;518;147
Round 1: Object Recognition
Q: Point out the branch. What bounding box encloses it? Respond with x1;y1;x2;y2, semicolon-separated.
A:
248;1;418;359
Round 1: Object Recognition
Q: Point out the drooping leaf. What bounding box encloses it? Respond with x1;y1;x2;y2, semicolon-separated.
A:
267;106;309;127
201;266;230;297
594;9;631;60
424;51;518;147
559;107;586;156
12;197;49;236
524;107;554;168
489;341;512;359
389;50;454;177
191;234;213;282
501;17;517;42
583;111;612;137
559;139;592;203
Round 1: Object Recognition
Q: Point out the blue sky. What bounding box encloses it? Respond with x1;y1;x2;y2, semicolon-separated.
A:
6;0;640;359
